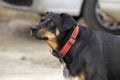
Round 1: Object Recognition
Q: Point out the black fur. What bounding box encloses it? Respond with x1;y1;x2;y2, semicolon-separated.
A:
31;12;120;80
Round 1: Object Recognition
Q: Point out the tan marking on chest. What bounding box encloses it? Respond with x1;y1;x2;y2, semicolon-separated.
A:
68;73;85;80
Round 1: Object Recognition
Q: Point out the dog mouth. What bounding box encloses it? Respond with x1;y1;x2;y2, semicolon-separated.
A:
31;30;48;40
31;33;49;40
35;36;49;40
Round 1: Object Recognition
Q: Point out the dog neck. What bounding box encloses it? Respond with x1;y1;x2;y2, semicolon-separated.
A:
51;26;79;58
46;29;60;50
47;38;58;50
46;29;73;52
57;27;75;50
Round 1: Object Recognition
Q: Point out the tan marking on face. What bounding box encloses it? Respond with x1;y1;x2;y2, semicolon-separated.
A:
48;18;51;21
41;17;44;20
38;29;46;35
56;28;60;36
38;29;58;50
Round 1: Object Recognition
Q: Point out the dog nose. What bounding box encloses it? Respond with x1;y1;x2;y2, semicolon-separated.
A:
31;26;38;32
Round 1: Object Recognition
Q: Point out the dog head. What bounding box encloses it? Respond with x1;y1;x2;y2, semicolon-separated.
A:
31;12;76;41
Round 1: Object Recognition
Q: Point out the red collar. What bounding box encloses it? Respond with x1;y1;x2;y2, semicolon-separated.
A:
52;26;79;58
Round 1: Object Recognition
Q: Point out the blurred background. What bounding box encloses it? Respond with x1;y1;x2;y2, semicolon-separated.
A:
0;0;120;80
0;5;63;80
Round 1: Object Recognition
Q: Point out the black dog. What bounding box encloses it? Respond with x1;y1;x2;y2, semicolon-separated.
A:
31;12;120;80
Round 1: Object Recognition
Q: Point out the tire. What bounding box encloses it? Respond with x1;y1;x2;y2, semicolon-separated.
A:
83;0;120;34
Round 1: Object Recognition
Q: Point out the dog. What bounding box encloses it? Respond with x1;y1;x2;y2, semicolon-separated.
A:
31;12;120;80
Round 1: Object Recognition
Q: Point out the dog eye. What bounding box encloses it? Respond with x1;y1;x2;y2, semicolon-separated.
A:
48;20;54;26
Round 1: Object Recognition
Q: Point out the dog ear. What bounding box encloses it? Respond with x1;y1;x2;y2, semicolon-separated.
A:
59;13;76;31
